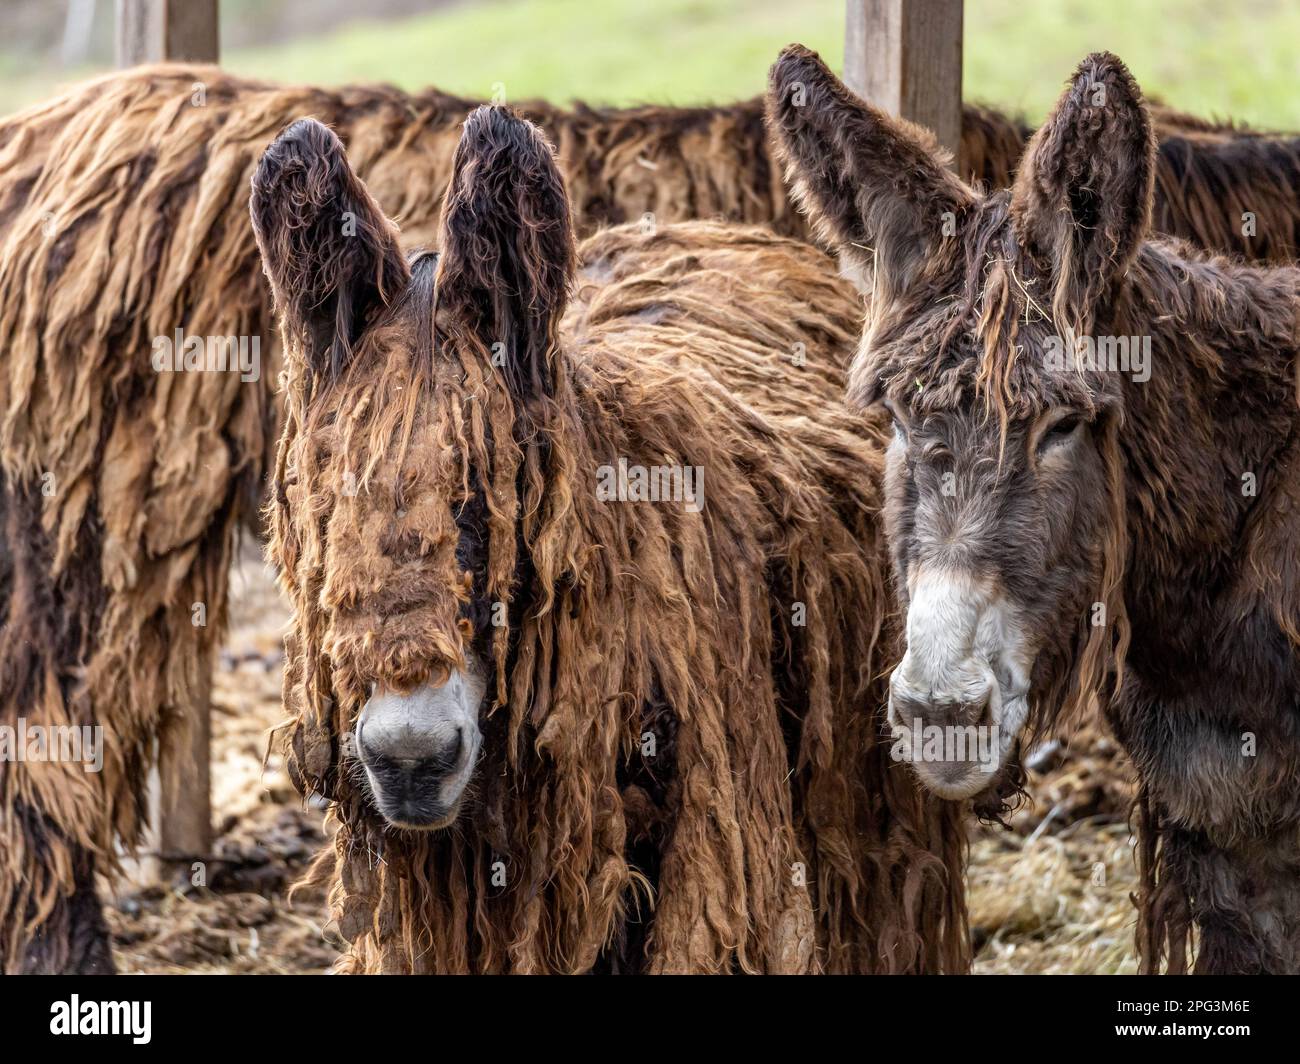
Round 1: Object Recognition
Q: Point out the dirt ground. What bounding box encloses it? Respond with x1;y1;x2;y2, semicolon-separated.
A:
106;545;1140;975
106;544;335;974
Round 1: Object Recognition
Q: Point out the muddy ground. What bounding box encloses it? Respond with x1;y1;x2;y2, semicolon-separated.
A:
106;546;1140;975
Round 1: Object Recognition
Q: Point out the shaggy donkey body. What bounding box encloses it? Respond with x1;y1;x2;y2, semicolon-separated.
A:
252;109;967;974
2;63;1300;972
769;45;1300;973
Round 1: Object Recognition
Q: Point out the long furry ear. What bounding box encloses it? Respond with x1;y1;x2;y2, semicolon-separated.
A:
1010;53;1155;323
250;118;408;383
765;43;973;299
436;105;575;403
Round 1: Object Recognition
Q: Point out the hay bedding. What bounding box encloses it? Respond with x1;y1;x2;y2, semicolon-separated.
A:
972;729;1140;974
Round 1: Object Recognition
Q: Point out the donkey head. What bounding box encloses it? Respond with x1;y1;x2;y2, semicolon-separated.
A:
252;109;573;829
769;46;1145;801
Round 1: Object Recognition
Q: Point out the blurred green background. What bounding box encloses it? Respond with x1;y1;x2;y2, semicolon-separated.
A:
4;0;1300;126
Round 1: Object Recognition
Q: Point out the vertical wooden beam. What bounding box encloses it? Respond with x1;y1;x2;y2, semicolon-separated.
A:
116;0;219;880
60;0;98;65
116;0;219;67
845;0;962;167
157;661;213;877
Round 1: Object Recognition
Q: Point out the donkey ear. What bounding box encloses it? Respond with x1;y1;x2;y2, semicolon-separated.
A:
766;44;973;298
1010;53;1155;313
436;105;575;403
250;118;408;383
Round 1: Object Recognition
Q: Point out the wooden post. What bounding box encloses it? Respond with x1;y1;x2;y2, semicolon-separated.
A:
152;664;213;880
844;0;962;168
116;0;219;67
118;0;220;875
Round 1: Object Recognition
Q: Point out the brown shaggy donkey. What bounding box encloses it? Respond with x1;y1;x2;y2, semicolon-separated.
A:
2;62;1300;972
768;45;1300;973
249;108;967;974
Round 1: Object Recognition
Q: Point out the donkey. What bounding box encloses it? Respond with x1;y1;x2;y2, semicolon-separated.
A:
250;108;967;973
768;44;1300;974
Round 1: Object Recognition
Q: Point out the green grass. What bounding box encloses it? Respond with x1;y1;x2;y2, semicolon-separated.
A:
224;0;844;108
224;0;1300;127
6;0;1300;127
965;0;1300;127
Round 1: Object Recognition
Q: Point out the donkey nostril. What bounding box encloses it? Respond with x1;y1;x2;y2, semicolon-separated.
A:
431;730;464;776
399;730;465;782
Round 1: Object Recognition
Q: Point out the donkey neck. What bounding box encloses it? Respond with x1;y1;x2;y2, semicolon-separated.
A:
1114;241;1300;676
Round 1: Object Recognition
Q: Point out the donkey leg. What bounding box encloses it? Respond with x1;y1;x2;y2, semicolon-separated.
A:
21;844;115;974
1169;827;1300;974
63;848;116;974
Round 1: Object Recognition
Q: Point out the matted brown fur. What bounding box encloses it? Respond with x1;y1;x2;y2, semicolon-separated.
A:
258;94;967;970
1;62;1299;971
3;64;1300;256
0;64;1020;254
0;64;897;973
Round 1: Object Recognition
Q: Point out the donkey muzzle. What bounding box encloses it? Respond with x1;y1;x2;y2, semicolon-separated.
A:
355;669;484;829
888;660;1003;798
887;566;1029;799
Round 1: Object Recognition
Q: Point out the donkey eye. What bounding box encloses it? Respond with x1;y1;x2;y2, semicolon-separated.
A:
919;440;952;464
881;399;906;438
1038;414;1083;452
